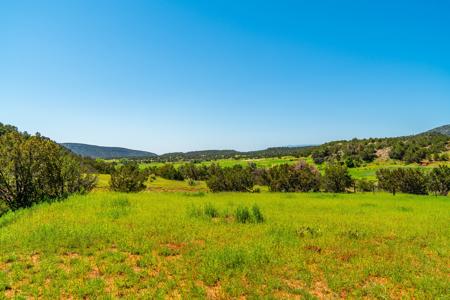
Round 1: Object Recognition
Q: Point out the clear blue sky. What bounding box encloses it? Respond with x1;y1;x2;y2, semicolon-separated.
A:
1;0;449;154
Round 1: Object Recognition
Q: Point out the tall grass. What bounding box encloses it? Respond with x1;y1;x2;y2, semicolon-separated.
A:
0;191;448;298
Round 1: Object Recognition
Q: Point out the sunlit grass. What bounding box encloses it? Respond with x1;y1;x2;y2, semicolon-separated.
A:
0;191;448;298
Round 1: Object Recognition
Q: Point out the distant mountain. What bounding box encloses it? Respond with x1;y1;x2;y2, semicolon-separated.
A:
61;143;157;159
425;124;450;136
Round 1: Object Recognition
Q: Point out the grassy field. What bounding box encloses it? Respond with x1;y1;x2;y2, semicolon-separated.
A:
0;191;448;299
136;156;300;170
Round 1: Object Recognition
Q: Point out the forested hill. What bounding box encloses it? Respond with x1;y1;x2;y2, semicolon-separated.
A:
61;143;157;159
425;125;450;136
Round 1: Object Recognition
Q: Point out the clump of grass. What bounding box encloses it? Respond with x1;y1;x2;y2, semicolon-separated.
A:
397;206;413;212
235;204;265;224
252;204;264;223
296;226;321;238
252;187;261;193
204;203;219;218
235;206;251;223
188;203;265;224
187;204;203;218
184;191;205;197
101;196;131;219
187;178;197;186
344;229;366;240
110;196;130;208
187;202;219;219
158;247;179;257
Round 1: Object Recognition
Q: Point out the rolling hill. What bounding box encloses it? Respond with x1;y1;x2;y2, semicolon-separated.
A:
425;124;450;136
61;143;157;159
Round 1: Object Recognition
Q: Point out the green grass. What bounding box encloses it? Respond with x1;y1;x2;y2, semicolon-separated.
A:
137;156;300;169
95;174;208;192
0;191;448;298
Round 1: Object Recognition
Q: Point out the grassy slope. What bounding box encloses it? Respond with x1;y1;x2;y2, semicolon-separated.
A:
0;192;448;299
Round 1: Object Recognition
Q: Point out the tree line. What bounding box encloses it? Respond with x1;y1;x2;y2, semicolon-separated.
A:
311;133;449;166
110;159;450;196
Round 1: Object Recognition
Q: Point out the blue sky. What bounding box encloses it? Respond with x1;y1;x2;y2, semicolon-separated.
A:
1;0;449;153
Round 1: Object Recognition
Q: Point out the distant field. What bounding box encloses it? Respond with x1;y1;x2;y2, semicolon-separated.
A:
0;192;448;298
136;156;300;170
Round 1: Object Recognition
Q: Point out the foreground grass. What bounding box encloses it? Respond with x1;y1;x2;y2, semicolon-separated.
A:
0;192;449;299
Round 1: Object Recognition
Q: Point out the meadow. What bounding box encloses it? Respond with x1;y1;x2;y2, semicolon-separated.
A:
0;190;449;299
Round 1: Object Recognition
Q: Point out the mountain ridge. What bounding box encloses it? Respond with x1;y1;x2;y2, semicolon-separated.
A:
425;124;450;136
60;124;449;159
60;143;157;159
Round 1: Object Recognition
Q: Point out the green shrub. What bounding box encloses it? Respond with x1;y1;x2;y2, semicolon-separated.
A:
322;162;353;193
427;165;450;196
156;164;184;181
267;161;321;192
110;163;147;192
377;168;427;195
356;179;376;192
0;131;96;210
207;165;254;192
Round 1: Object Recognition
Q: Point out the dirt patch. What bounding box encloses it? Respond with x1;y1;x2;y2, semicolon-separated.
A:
30;253;40;265
304;245;322;253
338;252;356;262
165;242;186;251
206;283;222;299
308;265;336;299
376;147;391;160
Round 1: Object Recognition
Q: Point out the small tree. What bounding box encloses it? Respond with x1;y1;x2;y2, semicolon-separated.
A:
397;168;427;195
427;165;450;196
322;162;353;193
376;168;398;195
110;163;147;192
377;168;428;195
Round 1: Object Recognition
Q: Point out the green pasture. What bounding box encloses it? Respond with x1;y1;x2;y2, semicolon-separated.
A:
0;191;448;298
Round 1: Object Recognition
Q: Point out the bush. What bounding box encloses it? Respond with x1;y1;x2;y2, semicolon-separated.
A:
356;179;376;192
427;165;450;196
377;168;428;195
157;164;184;181
0;131;96;210
267;161;321;192
110;163;147;192
179;163;209;181
322;162;353;193
376;168;399;195
397;168;428;195
207;165;254;192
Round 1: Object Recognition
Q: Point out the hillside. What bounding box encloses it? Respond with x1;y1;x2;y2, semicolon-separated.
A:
425;124;450;136
61;143;157;159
